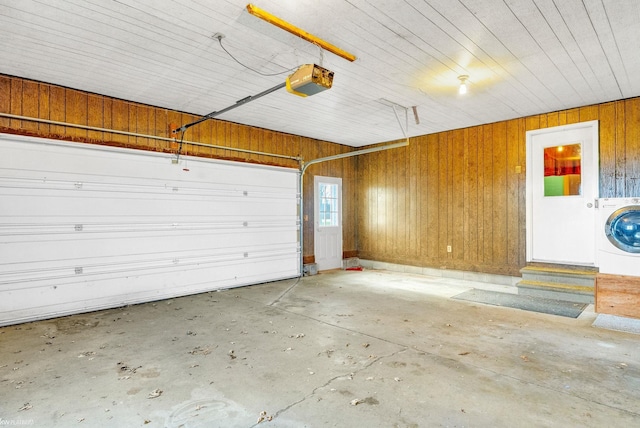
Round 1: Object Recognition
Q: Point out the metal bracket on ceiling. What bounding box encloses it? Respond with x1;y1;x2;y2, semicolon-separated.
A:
376;98;413;140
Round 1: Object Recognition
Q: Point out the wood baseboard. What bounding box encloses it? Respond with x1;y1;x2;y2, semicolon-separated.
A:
343;250;358;259
303;251;358;265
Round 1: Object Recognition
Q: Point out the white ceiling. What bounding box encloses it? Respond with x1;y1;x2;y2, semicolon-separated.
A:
1;0;639;147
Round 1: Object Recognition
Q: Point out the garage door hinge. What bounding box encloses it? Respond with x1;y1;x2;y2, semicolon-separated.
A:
75;267;83;274
74;224;83;232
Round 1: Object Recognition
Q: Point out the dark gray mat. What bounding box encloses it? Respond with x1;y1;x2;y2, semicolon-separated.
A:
452;289;587;318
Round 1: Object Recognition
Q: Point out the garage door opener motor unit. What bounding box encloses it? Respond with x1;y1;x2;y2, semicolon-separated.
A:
285;64;334;97
174;64;333;135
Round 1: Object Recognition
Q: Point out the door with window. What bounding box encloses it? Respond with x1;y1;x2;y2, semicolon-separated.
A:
526;121;599;266
314;176;342;270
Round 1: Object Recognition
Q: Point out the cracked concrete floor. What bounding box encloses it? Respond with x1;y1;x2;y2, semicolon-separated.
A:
1;269;639;427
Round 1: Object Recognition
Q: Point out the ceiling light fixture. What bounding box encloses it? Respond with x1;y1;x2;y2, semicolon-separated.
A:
458;75;469;95
246;3;356;62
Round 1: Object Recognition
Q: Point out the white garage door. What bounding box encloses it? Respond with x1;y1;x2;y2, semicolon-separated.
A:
0;134;300;326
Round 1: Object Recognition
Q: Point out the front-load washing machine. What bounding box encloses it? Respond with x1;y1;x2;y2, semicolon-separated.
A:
598;197;640;276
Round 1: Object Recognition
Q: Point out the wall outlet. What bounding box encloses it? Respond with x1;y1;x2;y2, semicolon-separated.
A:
447;245;452;253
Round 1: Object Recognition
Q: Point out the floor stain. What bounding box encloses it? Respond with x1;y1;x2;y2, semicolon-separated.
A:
53;317;99;333
362;396;379;405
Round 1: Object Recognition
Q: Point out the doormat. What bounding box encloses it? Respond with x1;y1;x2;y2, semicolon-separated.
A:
452;289;587;318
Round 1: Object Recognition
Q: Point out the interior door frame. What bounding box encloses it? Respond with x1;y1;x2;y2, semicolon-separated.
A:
313;175;343;270
525;120;600;264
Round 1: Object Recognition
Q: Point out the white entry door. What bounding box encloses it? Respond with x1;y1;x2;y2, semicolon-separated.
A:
314;176;343;270
526;121;599;266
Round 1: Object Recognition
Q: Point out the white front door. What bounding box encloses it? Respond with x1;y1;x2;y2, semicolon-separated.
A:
526;121;599;266
314;176;342;270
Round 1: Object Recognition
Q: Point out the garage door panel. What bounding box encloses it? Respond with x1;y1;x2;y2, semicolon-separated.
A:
2;243;298;290
0;191;297;218
2;242;299;281
0;135;300;326
5;143;290;185
4;159;296;194
2;227;298;263
1;254;299;324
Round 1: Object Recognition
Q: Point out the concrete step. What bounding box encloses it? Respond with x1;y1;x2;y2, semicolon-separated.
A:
520;265;597;287
517;264;597;304
516;280;594;304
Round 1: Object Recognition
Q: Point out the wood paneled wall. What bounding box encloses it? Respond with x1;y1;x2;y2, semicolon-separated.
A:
357;98;640;276
3;74;640;277
0;75;357;262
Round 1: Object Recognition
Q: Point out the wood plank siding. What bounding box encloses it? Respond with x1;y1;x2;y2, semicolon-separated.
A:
357;100;640;276
2;74;639;277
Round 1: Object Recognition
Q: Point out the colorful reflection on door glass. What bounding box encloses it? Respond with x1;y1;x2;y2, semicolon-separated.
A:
543;143;581;196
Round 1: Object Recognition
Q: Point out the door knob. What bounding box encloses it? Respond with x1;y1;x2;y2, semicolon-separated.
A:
587;202;593;208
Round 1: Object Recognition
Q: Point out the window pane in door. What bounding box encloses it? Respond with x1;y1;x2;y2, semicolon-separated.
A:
319;182;339;227
543;143;582;196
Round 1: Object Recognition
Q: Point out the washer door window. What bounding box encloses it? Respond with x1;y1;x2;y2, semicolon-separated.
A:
605;206;640;253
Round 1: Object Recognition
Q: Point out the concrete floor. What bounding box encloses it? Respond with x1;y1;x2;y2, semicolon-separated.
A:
1;269;639;427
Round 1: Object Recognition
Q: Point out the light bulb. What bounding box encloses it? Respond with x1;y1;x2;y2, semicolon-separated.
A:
458;75;469;95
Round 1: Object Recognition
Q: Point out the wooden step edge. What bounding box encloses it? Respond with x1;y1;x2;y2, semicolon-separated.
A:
519;266;598;277
521;262;599;272
516;279;594;294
